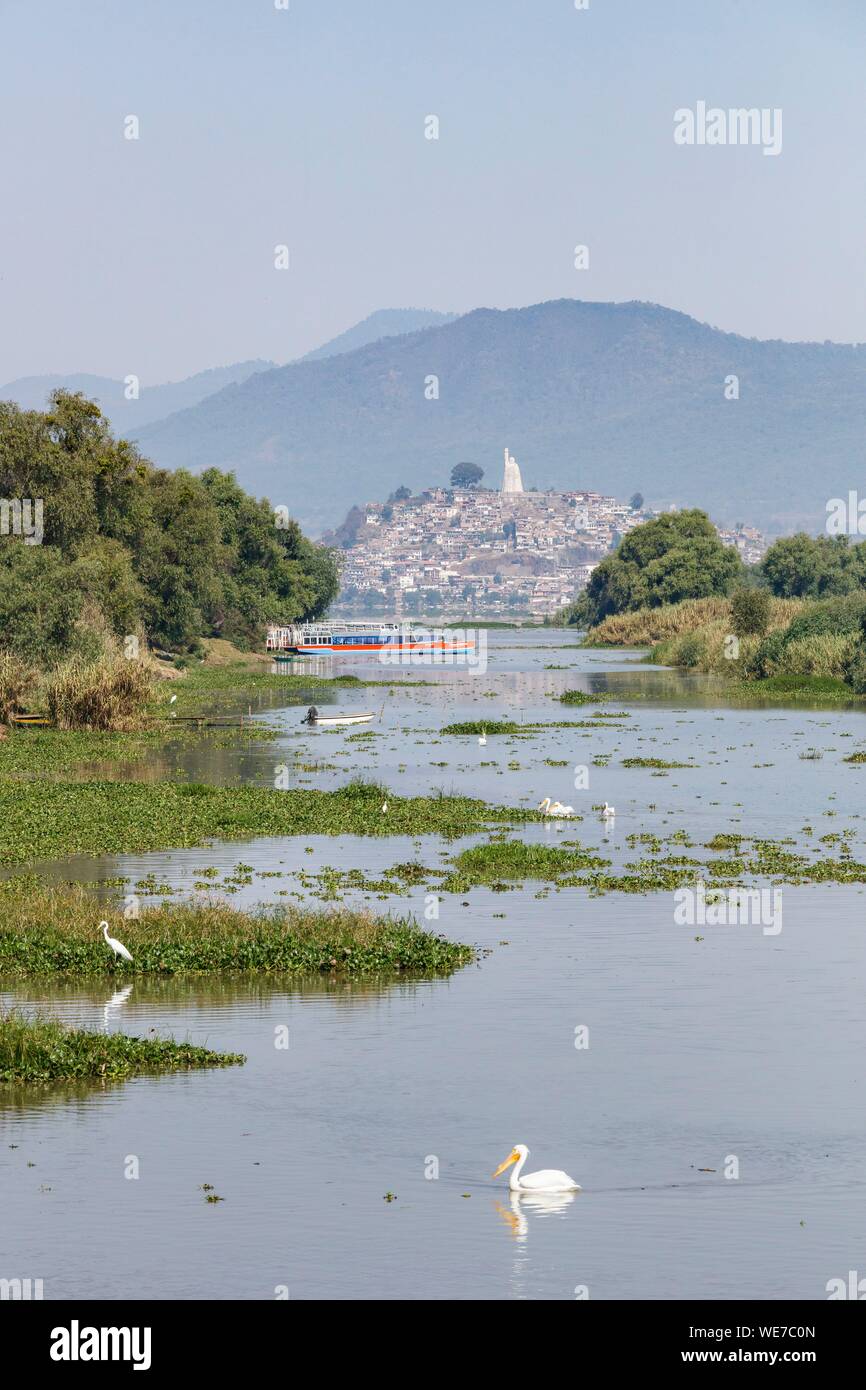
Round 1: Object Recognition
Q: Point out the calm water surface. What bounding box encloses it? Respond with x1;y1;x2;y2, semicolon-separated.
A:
3;632;866;1299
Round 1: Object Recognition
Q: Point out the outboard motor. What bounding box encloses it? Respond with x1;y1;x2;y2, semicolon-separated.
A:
304;705;319;725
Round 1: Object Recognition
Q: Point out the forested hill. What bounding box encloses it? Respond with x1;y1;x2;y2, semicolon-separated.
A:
133;299;866;536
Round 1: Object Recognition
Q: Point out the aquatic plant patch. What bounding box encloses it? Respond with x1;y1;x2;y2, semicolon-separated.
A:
621;757;695;769
0;884;474;977
0;1010;245;1083
0;779;537;865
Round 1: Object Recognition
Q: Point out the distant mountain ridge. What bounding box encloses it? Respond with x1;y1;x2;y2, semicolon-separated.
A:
0;309;455;437
0;361;277;432
132;299;866;537
299;308;457;361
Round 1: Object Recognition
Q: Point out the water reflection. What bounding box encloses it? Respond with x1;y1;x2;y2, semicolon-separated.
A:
101;984;133;1032
495;1190;579;1242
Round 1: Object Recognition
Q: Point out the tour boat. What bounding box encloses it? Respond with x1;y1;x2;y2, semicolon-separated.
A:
266;620;473;656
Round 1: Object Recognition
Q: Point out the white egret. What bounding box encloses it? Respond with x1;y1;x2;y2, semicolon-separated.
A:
381;800;388;813
537;797;575;818
100;920;133;963
492;1143;580;1193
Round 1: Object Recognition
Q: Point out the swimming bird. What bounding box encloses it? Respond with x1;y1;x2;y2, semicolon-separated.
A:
478;730;487;746
100;921;133;963
537;797;575;817
492;1144;581;1193
601;802;615;819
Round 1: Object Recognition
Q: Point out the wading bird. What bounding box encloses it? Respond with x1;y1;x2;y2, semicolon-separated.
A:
492;1143;580;1193
100;921;133;963
537;797;574;817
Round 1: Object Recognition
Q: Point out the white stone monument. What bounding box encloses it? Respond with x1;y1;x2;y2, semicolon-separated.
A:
501;447;524;494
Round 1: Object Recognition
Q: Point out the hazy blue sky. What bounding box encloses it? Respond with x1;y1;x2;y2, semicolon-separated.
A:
2;0;864;382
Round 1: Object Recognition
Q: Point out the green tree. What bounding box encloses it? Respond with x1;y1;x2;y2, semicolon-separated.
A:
450;462;484;489
575;510;742;627
760;533;866;599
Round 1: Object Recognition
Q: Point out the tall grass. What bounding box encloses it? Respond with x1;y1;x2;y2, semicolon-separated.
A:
766;633;857;679
586;597;803;647
0;650;34;723
45;650;156;731
653;617;857;682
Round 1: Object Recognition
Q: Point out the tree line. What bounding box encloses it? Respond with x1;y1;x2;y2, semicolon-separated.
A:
561;511;866;629
0;391;338;663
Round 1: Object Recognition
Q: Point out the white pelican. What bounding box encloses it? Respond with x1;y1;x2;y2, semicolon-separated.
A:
537;797;575;818
492;1144;580;1193
100;921;133;963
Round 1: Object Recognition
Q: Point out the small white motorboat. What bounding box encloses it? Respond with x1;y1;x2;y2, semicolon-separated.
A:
301;705;374;727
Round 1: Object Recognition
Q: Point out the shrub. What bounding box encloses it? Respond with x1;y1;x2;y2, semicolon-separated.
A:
746;630;786;679
677;634;704;668
730;587;771;638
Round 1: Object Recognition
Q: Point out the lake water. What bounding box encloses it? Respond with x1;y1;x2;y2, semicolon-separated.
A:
3;631;865;1300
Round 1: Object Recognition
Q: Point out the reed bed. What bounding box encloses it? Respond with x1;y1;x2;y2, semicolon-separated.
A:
45;651;156;731
0;650;34;723
585;597;803;647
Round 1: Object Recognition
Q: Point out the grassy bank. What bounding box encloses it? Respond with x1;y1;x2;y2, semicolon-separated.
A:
0;1010;245;1083
650;594;865;690
0;885;473;977
160;664;396;716
1;647;418;731
583;597;803;648
0;778;536;866
0;723;279;778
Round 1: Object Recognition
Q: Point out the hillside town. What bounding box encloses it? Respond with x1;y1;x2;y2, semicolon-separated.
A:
326;450;767;619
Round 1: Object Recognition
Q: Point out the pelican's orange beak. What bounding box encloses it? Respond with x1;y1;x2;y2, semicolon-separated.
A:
492;1148;520;1178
